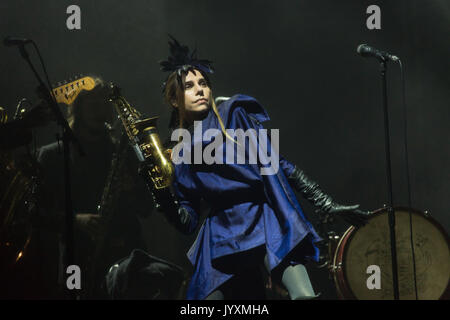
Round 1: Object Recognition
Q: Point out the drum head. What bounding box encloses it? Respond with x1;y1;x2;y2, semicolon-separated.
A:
338;207;449;299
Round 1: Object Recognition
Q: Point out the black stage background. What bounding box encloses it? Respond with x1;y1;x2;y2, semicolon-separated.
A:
1;1;449;299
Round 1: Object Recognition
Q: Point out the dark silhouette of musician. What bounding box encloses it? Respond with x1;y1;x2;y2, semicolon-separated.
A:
37;76;153;298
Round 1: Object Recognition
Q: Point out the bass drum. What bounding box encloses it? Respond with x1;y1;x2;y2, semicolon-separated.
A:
331;207;449;300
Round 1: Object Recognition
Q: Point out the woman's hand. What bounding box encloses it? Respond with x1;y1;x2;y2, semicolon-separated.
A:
324;205;373;227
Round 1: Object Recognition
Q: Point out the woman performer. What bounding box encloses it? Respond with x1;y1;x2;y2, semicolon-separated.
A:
150;36;370;300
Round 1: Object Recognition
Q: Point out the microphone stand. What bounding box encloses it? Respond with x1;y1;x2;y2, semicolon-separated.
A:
379;59;400;300
15;43;85;299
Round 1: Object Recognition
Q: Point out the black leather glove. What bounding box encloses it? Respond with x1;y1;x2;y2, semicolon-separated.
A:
151;187;194;234
139;164;193;234
287;166;371;227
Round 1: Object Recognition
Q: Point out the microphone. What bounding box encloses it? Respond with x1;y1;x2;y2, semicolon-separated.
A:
3;36;32;47
357;44;399;62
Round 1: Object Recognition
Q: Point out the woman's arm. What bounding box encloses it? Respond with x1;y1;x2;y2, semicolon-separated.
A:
247;108;371;227
140;164;199;235
286;164;371;227
151;187;199;235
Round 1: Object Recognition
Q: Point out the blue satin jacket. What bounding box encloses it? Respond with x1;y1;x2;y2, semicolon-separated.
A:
171;94;322;299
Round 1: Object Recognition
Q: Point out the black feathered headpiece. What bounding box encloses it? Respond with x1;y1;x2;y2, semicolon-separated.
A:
160;35;214;78
160;35;214;132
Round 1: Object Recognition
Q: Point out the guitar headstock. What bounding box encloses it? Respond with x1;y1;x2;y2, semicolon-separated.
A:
52;76;96;105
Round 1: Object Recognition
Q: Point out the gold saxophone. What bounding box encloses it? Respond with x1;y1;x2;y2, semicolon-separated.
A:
108;83;174;190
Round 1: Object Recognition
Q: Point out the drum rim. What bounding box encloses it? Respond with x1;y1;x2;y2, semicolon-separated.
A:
332;206;450;300
332;225;356;299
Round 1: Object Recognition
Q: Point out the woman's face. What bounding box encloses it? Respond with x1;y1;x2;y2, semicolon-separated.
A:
180;69;211;121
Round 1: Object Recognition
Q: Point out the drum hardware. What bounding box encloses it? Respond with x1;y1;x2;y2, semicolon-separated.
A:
328;231;340;242
314;213;342;271
13;98;31;120
0;106;6;123
315;241;331;269
329;262;343;273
